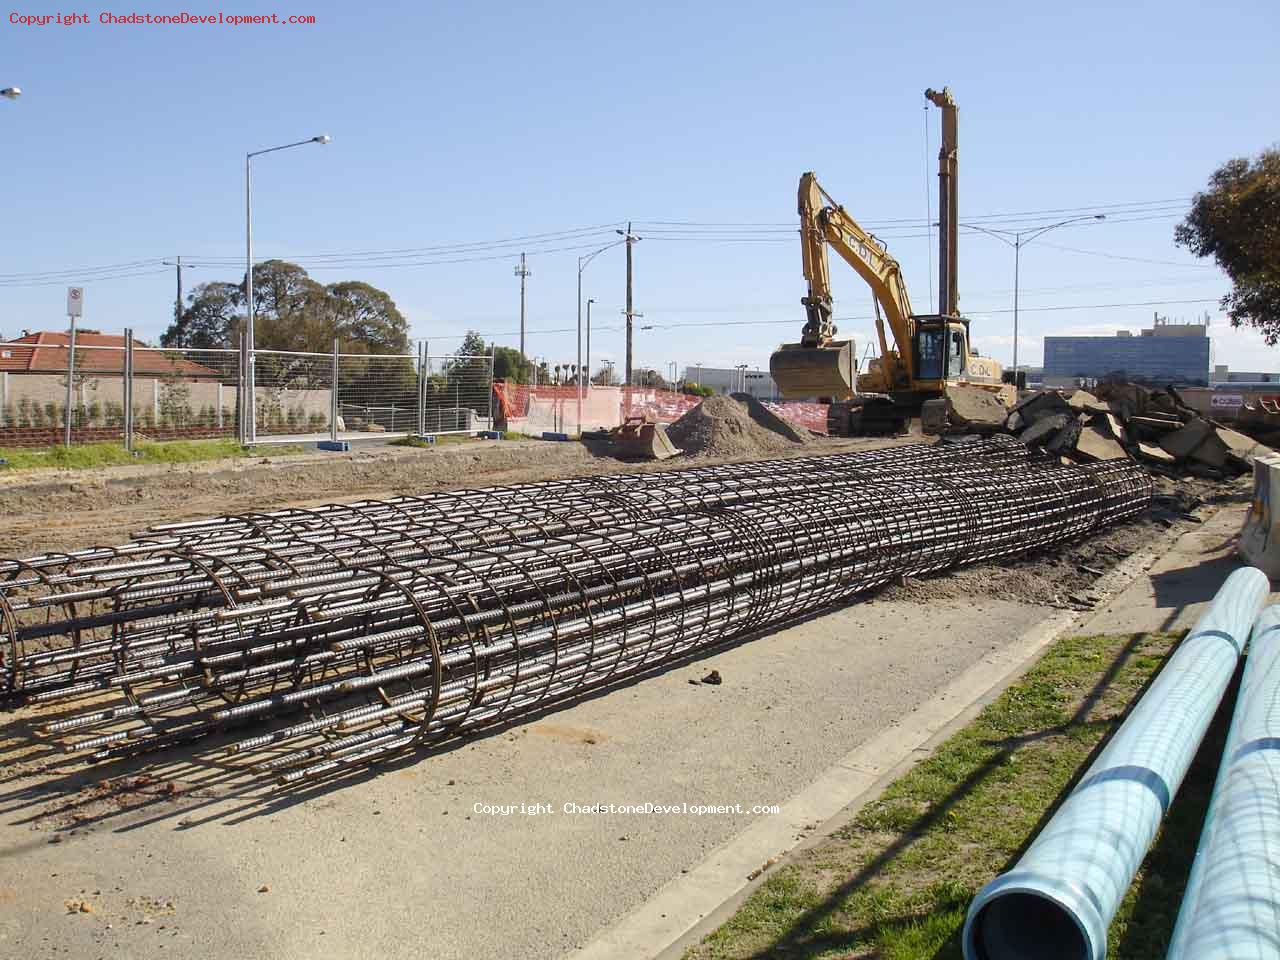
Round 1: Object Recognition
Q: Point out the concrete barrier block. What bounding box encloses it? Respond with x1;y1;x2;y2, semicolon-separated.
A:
1239;453;1280;578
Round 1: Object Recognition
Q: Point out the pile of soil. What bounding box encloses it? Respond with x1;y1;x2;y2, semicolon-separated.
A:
666;395;811;458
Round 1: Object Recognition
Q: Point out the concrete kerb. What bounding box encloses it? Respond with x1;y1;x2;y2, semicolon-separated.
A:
567;505;1227;960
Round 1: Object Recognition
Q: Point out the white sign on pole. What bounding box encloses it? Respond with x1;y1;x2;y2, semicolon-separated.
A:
67;287;84;317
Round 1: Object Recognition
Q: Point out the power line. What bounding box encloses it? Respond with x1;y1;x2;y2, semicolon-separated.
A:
457;297;1222;338
0;196;1200;284
1034;240;1219;269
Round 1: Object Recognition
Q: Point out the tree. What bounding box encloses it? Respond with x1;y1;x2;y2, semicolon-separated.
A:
160;281;242;349
322;281;409;354
458;330;488;356
159;263;408;355
1175;147;1280;343
492;346;528;383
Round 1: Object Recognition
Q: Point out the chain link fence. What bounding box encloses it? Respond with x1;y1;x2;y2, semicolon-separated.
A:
0;332;494;450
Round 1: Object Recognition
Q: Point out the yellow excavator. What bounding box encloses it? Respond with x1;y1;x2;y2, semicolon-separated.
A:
769;87;1015;435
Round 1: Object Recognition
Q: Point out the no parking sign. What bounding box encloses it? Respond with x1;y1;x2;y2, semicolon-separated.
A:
67;286;83;317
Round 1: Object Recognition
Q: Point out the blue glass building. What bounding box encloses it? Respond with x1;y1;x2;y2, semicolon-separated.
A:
1043;331;1210;385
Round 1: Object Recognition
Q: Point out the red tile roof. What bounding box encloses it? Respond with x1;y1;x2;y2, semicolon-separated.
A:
0;332;223;379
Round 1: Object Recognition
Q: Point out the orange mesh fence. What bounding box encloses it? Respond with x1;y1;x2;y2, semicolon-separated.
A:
763;401;829;435
492;382;829;436
621;388;702;422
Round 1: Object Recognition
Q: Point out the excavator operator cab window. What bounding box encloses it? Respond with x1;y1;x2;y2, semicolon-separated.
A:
948;329;965;377
915;329;946;380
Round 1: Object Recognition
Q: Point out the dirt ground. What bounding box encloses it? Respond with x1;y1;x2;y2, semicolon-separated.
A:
0;435;1242;608
0;434;921;558
877;474;1248;608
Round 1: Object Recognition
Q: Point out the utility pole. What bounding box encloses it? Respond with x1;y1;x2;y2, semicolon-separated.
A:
616;223;641;385
514;252;532;360
162;257;186;325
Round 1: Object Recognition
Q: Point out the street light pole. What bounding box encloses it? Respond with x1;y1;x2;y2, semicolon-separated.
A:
244;134;329;444
958;214;1105;375
577;240;624;437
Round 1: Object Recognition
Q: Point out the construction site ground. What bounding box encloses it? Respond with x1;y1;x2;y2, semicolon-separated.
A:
0;436;1259;960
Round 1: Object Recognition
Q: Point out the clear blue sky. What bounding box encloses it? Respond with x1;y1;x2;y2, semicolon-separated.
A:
2;0;1276;374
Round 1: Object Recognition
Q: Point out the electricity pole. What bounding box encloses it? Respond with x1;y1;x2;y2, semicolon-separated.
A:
616;223;641;385
514;252;532;360
162;256;186;325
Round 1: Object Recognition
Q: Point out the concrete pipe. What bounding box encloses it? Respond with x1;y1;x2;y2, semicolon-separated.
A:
962;566;1270;960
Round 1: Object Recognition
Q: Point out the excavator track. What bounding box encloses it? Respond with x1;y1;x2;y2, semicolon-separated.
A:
827;396;910;437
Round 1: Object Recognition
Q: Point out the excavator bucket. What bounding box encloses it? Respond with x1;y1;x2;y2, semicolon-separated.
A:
610;417;681;460
769;339;855;399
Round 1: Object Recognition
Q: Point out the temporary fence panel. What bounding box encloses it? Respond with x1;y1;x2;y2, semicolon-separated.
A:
418;353;494;436
130;346;242;443
250;348;337;442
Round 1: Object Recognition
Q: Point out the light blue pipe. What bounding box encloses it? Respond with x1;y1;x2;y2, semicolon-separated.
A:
962;566;1270;960
1165;603;1280;960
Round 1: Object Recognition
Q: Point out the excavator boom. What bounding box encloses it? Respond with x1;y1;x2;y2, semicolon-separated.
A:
770;172;915;399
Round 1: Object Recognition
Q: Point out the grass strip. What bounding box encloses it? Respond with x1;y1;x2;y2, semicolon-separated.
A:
687;630;1230;960
0;439;303;471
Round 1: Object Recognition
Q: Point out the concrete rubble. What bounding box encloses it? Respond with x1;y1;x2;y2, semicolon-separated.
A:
998;381;1274;479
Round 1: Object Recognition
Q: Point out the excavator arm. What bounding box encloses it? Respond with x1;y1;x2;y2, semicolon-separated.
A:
800;172;915;384
771;172;915;398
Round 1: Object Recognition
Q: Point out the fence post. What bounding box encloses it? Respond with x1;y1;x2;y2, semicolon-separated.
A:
236;330;245;445
63;320;77;448
153;379;159;427
488;343;496;432
123;328;134;452
330;338;339;442
416;341;426;437
217;383;223;429
0;371;7;427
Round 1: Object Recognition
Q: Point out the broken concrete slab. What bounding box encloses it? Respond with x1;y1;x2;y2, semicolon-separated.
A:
1011;391;1073;427
1216;426;1262;460
1021;414;1069;447
1160;418;1218;461
1138;442;1177;465
1100;412;1128;445
942;384;1009;431
1047;418;1083;454
1067;389;1101;412
1075;423;1128;462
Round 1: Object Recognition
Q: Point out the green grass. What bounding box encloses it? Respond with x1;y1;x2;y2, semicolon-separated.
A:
0;439;303;471
686;630;1225;960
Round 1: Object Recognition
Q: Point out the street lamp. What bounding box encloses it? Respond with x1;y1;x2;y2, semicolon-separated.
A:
959;214;1105;375
577;240;625;434
243;134;330;443
1;87;21;100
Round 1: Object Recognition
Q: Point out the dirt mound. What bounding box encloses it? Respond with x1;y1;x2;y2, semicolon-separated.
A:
730;393;813;444
666;395;809;458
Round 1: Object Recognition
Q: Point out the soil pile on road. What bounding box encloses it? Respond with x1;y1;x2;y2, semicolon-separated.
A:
666;395;809;458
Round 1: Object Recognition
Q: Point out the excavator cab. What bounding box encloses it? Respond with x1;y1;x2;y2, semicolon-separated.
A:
912;318;969;383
